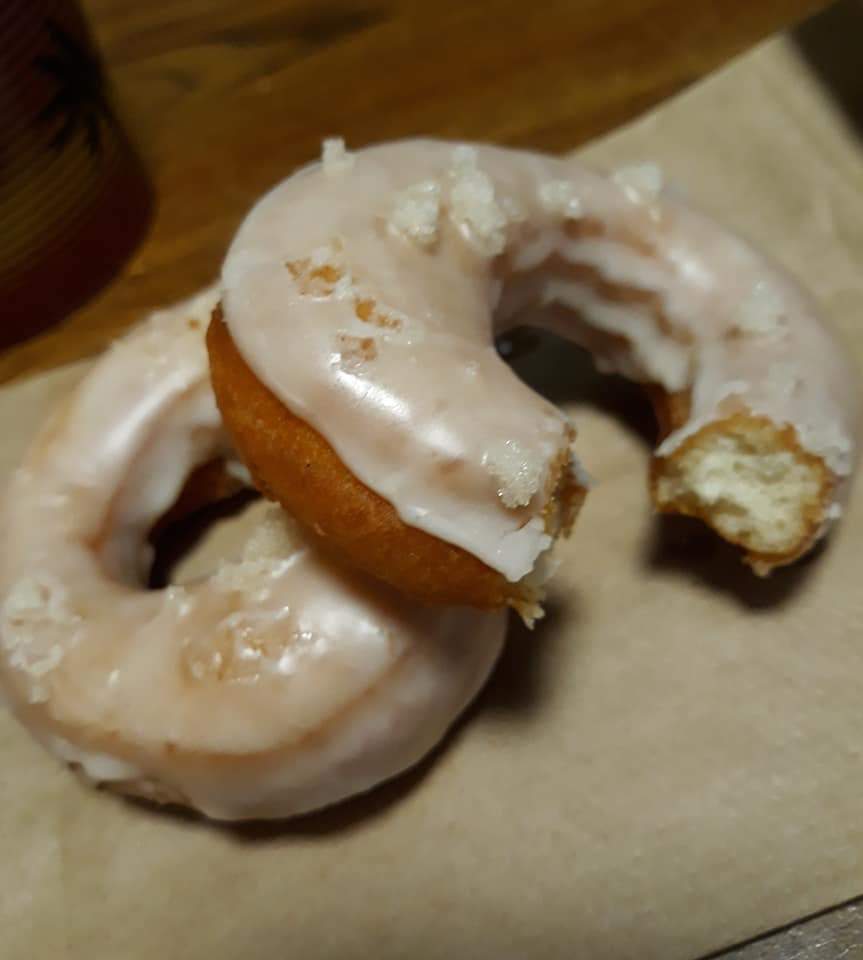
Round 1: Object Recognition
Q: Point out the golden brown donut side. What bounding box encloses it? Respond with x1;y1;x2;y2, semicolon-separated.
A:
207;307;568;612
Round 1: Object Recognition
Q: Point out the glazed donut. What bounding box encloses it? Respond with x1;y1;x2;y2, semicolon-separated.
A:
211;138;859;613
0;288;504;820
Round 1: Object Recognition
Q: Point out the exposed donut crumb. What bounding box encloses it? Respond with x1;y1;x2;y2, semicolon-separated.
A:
389;180;441;248
321;137;354;177
482;438;544;508
539;180;584;219
448;146;509;256
654;419;827;558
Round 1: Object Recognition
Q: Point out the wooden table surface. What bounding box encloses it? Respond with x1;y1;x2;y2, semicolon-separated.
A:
6;2;863;957
0;0;831;385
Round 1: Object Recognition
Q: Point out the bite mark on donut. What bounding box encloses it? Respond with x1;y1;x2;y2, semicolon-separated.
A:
651;414;834;572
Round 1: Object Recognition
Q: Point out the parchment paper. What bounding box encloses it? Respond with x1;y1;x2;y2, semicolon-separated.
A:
2;36;862;960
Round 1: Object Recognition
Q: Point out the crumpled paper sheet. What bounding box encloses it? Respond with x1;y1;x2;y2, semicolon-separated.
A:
2;35;862;960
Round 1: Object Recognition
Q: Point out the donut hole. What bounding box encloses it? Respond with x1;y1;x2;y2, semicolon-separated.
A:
147;486;262;590
497;326;658;447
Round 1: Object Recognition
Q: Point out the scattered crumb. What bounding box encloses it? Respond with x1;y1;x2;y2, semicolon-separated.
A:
321;137;354;176
335;333;379;372
198;512;303;680
183;615;319;685
448;146;509;256
212;555;290;605
389;180;441;248
539;180;584;219
735;280;788;337
285;241;358;300
1;575;81;702
482;438;544;508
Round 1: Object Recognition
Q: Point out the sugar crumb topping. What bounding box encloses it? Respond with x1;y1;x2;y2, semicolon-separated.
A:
539;180;584;219
321;137;354;177
482;438;545;508
184;508;323;684
736;280;788;337
447;146;509;256
389;180;441;248
183;614;327;685
612;163;664;203
1;575;81;702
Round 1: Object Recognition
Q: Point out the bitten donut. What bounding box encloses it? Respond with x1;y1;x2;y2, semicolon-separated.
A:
0;288;504;820
212;138;859;614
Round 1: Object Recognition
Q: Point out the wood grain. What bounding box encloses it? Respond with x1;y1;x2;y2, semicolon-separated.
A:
0;0;829;383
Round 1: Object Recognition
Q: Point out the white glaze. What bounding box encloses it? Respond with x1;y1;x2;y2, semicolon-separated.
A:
0;289;505;820
222;139;859;579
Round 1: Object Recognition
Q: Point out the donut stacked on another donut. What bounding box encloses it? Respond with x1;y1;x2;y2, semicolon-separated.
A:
1;138;858;822
211;139;858;615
